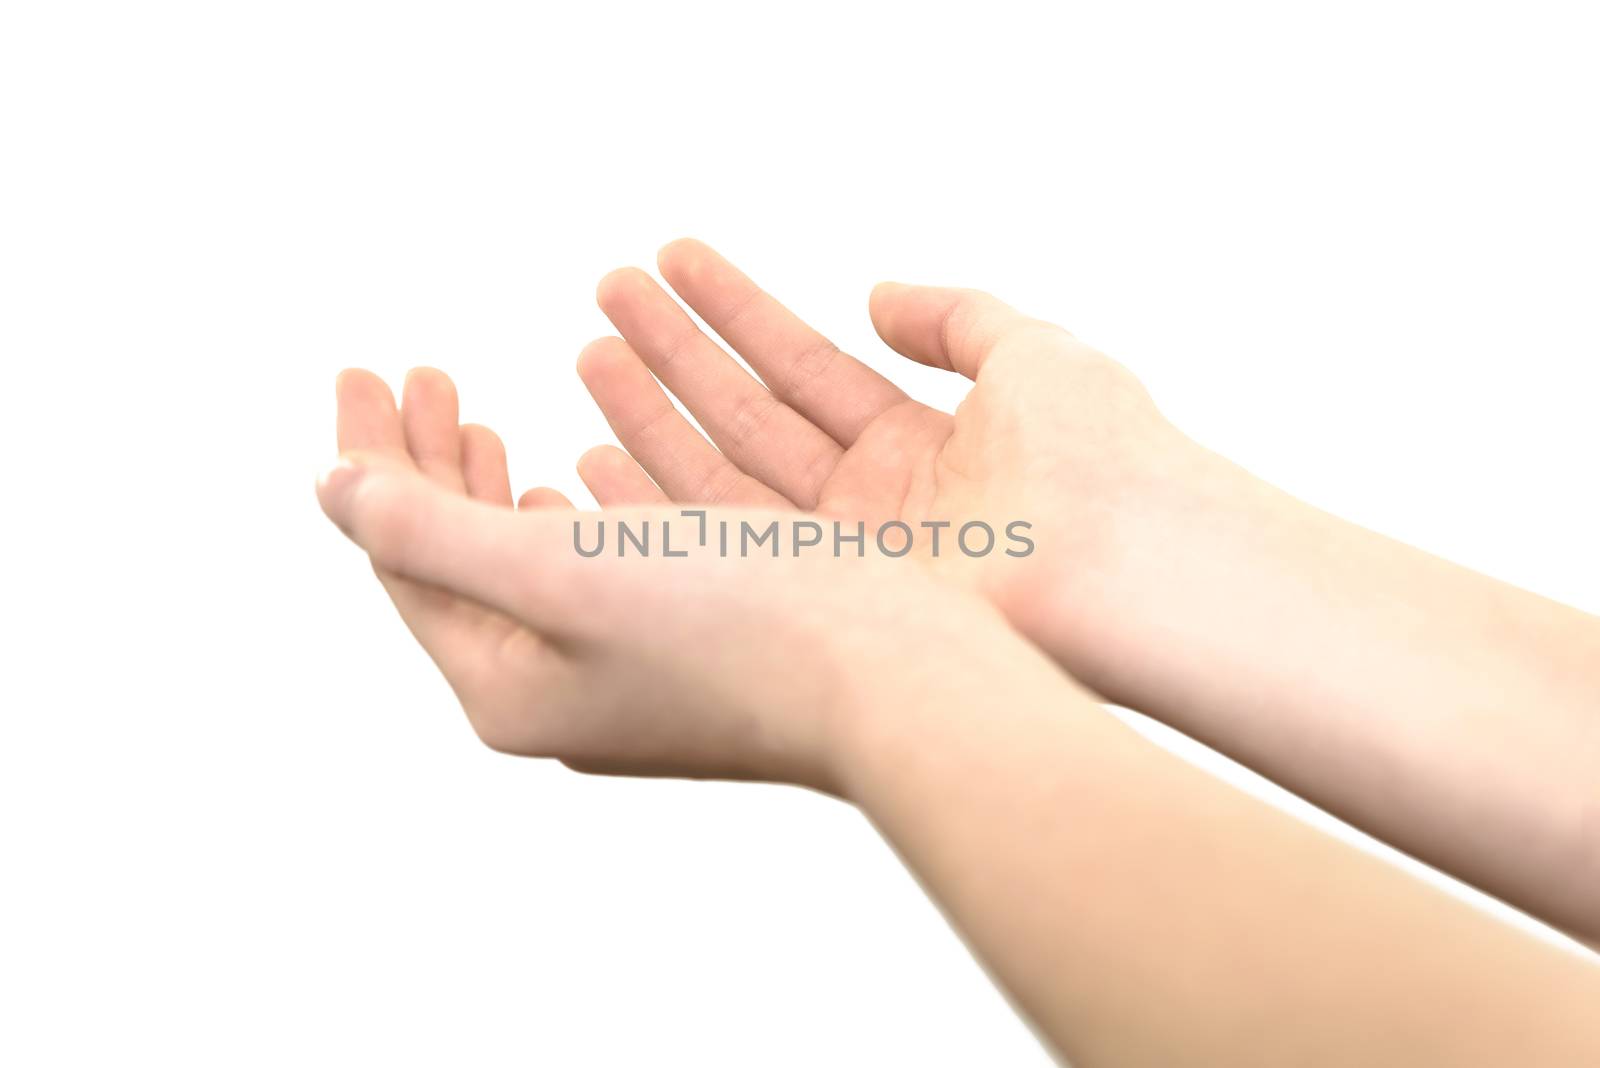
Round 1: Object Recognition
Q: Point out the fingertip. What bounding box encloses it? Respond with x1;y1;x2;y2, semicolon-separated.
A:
656;236;709;275
575;336;628;381
576;443;624;475
458;421;506;465
518;486;574;511
868;279;916;314
595;266;649;310
335;367;393;402
575;444;667;506
460;423;513;506
658;235;703;257
403;365;458;402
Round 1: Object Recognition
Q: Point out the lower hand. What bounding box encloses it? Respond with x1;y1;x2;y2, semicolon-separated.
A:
322;367;1034;794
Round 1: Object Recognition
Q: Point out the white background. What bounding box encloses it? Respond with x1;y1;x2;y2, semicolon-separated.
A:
2;1;1596;1064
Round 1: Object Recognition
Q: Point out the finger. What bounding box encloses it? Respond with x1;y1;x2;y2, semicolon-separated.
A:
336;369;409;456
401;367;466;491
518;486;575;510
867;283;1066;380
319;453;583;636
334;373;492;674
595;267;841;507
657;238;907;446
460;424;514;507
578;445;669;506
576;336;789;509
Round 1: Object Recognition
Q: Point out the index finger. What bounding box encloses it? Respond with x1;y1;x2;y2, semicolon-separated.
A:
656;238;908;446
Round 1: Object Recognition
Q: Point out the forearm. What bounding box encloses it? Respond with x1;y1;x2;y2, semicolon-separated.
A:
1025;447;1600;940
559;243;1597;936
835;622;1600;1066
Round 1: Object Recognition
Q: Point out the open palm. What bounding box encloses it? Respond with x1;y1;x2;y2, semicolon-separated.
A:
576;239;952;525
576;239;1171;598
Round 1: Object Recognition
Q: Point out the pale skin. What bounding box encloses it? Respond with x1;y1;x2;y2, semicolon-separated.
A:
575;238;1600;944
318;242;1600;1063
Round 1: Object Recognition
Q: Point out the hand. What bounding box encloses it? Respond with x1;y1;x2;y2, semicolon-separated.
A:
577;239;1224;699
576;241;1600;943
322;368;1025;794
319;371;1600;1066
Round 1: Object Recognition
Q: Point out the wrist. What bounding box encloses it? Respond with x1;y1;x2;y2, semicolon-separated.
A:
818;583;1088;805
990;438;1311;705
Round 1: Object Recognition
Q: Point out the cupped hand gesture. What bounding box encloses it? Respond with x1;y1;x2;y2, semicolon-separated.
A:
322;368;1009;793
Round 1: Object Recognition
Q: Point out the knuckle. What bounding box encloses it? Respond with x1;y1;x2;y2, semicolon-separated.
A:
717;286;763;333
694;461;745;505
782;337;842;402
937;289;995;370
793;443;839;505
656;325;701;370
628;402;679;445
935;297;969;370
724;389;781;449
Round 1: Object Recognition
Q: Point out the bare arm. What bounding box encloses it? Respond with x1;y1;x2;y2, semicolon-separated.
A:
576;238;1600;940
1025;443;1600;946
839;629;1600;1066
323;366;1600;1064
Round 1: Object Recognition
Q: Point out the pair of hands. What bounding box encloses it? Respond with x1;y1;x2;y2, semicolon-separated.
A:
320;238;1241;795
318;240;1600;1060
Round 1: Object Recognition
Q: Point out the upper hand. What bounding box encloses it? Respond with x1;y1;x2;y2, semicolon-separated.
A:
578;239;1220;694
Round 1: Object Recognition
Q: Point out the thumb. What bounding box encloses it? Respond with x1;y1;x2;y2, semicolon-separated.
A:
867;282;1063;380
316;452;579;633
